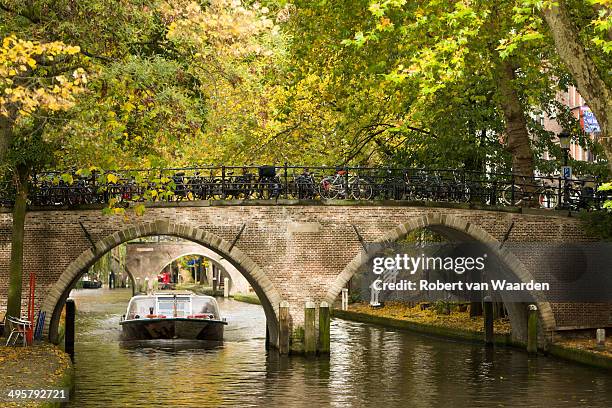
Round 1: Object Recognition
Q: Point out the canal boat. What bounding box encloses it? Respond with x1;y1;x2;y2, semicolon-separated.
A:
81;274;103;289
120;291;226;341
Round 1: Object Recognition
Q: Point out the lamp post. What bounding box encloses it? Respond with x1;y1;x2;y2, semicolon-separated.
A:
558;131;571;167
558;131;572;208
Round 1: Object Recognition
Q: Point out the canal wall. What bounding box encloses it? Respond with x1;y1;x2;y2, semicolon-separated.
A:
334;308;612;370
332;309;517;347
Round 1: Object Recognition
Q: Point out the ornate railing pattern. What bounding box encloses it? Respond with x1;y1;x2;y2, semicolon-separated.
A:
0;165;608;210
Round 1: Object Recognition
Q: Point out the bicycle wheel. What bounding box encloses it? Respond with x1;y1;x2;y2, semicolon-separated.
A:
207;179;223;200
319;176;339;199
501;184;523;206
351;177;373;200
538;188;558;209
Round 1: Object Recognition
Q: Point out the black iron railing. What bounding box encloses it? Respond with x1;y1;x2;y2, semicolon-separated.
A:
0;165;608;210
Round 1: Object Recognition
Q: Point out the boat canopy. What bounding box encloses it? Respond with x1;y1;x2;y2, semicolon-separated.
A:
126;294;220;320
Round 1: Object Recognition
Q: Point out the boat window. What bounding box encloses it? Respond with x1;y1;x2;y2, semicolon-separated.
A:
127;298;155;319
192;298;220;318
156;297;191;317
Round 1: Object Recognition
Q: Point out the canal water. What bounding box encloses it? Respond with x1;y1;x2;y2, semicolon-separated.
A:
67;288;611;407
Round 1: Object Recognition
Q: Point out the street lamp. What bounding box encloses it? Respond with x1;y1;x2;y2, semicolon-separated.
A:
558;131;571;167
558;131;572;209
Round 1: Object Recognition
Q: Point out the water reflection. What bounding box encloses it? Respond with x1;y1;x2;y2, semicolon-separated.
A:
119;339;224;352
67;289;612;407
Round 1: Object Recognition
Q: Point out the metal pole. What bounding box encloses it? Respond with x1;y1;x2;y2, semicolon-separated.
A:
344;167;349;199
563;148;570;208
284;163;288;199
221;166;226;199
65;299;76;362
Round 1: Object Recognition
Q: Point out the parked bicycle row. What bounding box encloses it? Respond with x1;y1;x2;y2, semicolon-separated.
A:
0;165;609;211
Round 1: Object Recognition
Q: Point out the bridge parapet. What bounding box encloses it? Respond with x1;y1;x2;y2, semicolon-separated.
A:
0;165;607;211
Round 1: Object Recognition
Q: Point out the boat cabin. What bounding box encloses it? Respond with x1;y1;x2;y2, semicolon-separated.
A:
125;292;221;320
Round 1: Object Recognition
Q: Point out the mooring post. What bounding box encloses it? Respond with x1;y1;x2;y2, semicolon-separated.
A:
304;301;316;355
341;288;349;311
319;301;330;354
212;265;218;293
596;328;606;351
483;295;493;346
527;304;538;354
224;278;229;298
65;299;76;363
279;301;290;355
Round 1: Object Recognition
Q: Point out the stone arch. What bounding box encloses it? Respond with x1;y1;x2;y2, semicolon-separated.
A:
324;213;556;343
153;249;250;295
41;219;282;347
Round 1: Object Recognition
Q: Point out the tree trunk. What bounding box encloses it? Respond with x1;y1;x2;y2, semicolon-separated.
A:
542;1;612;173
6;166;29;319
0;116;13;164
497;59;535;178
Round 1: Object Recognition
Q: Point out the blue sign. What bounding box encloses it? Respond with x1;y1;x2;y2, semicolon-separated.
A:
562;166;572;179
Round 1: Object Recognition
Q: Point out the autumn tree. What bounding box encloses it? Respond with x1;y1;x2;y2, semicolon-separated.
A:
0;35;86;318
523;0;612;173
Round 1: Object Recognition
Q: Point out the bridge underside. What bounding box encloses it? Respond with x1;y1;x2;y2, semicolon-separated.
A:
0;201;609;354
126;241;251;295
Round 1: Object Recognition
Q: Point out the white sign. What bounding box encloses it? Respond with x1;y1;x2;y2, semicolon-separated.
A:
581;106;600;133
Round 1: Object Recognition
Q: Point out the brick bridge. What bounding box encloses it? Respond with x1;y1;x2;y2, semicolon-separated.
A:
0;201;608;354
125;241;250;295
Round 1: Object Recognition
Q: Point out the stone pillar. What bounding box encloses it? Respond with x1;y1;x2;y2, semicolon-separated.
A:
596;329;606;351
223;278;229;298
341;288;349;311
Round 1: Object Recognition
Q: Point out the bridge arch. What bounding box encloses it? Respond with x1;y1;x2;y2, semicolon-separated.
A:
153;250;250;295
156;248;248;295
324;213;556;343
41;219;282;347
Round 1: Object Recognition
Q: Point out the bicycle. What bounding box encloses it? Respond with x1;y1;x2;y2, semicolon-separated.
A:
255;166;282;199
293;168;317;199
499;176;558;208
376;169;405;200
319;167;374;200
225;167;254;199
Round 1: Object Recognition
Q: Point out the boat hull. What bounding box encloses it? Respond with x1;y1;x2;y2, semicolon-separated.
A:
120;318;226;341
